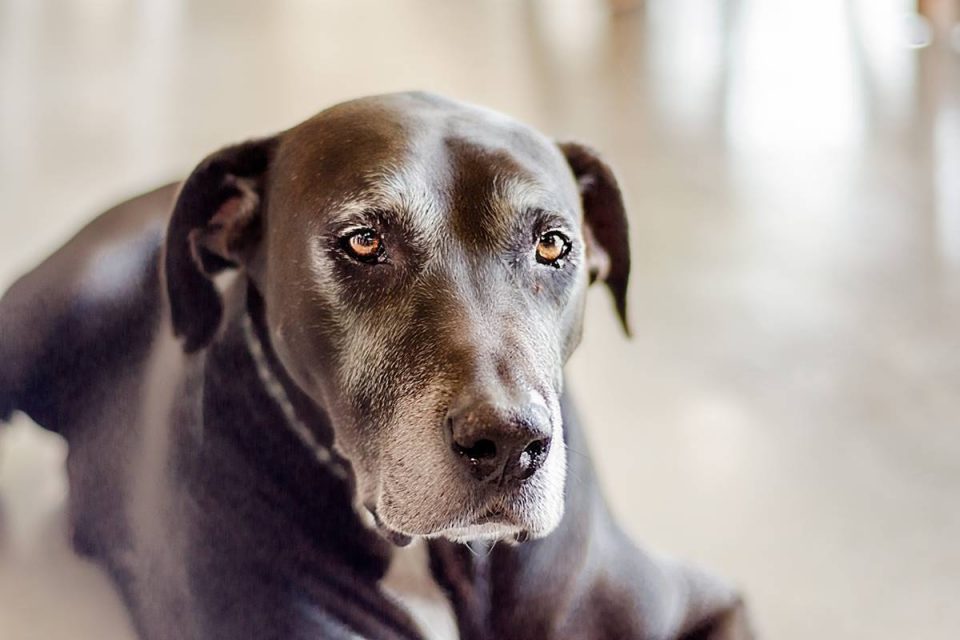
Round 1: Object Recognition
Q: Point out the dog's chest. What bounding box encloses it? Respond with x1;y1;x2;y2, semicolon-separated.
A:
381;540;459;640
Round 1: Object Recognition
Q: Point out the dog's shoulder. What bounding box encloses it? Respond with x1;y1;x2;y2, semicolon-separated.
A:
0;183;175;432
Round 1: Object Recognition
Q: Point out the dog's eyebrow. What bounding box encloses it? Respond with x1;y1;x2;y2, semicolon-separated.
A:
324;197;384;228
324;164;444;232
491;175;572;223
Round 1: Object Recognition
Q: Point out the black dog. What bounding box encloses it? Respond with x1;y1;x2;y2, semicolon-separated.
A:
0;92;751;639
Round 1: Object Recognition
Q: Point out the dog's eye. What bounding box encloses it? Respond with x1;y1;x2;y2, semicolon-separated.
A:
341;228;383;263
535;231;570;266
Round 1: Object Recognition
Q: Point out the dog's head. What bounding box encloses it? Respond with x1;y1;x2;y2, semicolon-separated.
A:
164;93;629;542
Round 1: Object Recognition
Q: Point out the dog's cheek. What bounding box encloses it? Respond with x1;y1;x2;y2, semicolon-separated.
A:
263;263;347;398
510;307;569;403
559;268;591;362
374;387;473;534
343;445;381;509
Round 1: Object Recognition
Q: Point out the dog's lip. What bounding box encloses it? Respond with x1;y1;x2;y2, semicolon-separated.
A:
367;506;413;547
470;509;531;542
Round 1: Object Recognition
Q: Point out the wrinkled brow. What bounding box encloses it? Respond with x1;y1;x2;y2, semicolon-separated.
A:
323;163;446;235
460;175;573;247
491;175;571;221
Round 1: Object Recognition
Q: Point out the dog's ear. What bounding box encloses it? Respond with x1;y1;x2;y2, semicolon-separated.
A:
558;142;631;335
164;136;279;353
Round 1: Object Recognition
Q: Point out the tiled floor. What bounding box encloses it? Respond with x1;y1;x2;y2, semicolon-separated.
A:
1;1;958;638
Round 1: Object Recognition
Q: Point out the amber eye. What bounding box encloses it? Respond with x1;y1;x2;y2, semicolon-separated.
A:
341;228;383;262
536;230;571;266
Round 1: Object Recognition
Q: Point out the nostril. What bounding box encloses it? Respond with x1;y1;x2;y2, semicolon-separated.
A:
453;438;498;462
518;437;551;479
524;439;546;458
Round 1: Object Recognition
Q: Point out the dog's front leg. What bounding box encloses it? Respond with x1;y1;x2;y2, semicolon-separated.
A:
428;395;753;640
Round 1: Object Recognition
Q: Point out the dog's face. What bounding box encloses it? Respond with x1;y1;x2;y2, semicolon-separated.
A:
165;93;629;543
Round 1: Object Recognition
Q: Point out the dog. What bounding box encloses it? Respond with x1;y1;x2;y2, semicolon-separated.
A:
0;92;752;639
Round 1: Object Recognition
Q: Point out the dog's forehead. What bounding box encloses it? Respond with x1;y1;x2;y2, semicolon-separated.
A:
271;93;579;231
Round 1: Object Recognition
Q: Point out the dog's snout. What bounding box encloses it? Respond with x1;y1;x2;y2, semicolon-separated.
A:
447;401;552;485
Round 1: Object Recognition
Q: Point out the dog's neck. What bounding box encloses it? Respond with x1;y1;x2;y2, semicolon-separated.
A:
191;280;394;574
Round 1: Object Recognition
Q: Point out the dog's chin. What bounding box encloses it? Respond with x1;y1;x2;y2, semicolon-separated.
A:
372;499;564;546
376;514;533;546
429;521;525;543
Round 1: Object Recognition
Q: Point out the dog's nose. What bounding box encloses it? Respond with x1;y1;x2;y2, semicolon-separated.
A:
446;400;552;485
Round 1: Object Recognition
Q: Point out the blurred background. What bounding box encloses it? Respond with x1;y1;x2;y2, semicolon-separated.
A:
1;0;958;638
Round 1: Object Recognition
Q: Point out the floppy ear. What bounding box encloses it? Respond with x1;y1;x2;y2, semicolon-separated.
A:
164;136;279;353
558;142;632;335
